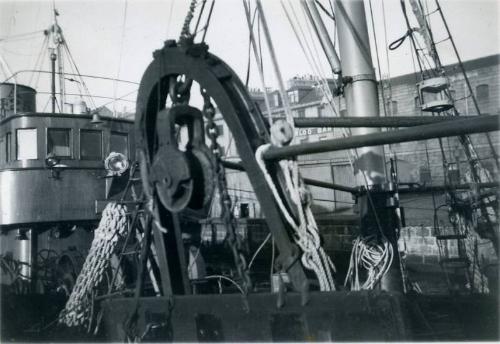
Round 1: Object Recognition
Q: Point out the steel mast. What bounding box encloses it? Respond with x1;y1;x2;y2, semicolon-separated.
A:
334;0;404;291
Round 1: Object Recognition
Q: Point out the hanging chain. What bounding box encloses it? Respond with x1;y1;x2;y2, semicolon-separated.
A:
179;0;198;43
201;87;252;294
59;202;128;328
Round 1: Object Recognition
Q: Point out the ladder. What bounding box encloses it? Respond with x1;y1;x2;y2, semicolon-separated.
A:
106;162;162;297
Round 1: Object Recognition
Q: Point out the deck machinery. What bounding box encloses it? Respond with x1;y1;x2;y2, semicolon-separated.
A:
1;0;499;342
98;1;498;341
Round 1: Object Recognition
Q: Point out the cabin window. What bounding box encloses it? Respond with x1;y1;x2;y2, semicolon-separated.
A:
16;128;37;160
110;132;129;156
80;130;102;160
5;132;11;162
47;128;72;158
297;109;305;118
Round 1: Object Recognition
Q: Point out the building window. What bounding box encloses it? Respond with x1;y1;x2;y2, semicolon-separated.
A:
476;84;489;100
80;130;102;160
317;106;323;117
288;90;298;104
419;166;431;184
273;93;281;107
5;132;11;162
47;128;72;158
297;109;306;118
449;89;456;100
389;100;398;114
110;132;128;156
0;137;4;163
16;128;37;160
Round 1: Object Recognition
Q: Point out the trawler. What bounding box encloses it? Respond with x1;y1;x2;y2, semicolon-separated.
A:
1;0;498;342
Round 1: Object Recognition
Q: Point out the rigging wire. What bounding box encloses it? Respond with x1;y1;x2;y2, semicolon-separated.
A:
29;35;49;87
113;0;128;117
193;0;208;35
243;0;272;125
381;0;392;91
255;0;294;127
367;0;389;121
244;5;259;87
62;40;97;109
3;69;139;85
314;0;335;21
201;0;216;43
0;30;44;43
165;0;176;38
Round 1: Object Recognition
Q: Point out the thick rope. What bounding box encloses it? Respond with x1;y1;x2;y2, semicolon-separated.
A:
255;143;336;291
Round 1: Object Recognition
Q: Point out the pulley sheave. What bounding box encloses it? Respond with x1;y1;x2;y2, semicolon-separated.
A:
149;105;214;212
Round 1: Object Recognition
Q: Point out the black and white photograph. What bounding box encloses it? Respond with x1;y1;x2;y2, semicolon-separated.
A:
0;0;499;342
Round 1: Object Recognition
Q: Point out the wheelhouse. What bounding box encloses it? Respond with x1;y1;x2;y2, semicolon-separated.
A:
0;111;134;230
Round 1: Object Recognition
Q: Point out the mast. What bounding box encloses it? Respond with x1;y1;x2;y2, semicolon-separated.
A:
52;7;66;112
50;49;57;114
46;5;66;113
302;0;341;75
335;0;404;291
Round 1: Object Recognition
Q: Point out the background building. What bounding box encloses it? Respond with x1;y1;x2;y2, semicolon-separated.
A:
213;54;499;217
208;55;499;283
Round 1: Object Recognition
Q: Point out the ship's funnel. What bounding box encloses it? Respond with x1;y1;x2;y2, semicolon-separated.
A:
0;83;36;118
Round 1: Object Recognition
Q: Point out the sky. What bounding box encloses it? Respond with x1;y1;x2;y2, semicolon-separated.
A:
0;0;499;112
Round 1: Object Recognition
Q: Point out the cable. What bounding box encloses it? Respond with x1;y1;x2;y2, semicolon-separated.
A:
165;0;175;38
3;69;139;85
244;5;258;87
204;275;245;294
243;0;273;125
0;30;44;42
248;233;271;269
314;0;335;21
201;0;216;43
113;0;128;117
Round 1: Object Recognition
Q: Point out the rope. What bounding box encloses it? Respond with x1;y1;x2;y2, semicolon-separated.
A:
344;235;394;290
281;1;396;291
248;233;271;269
205;275;245;294
389;29;415;51
255;143;336;291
